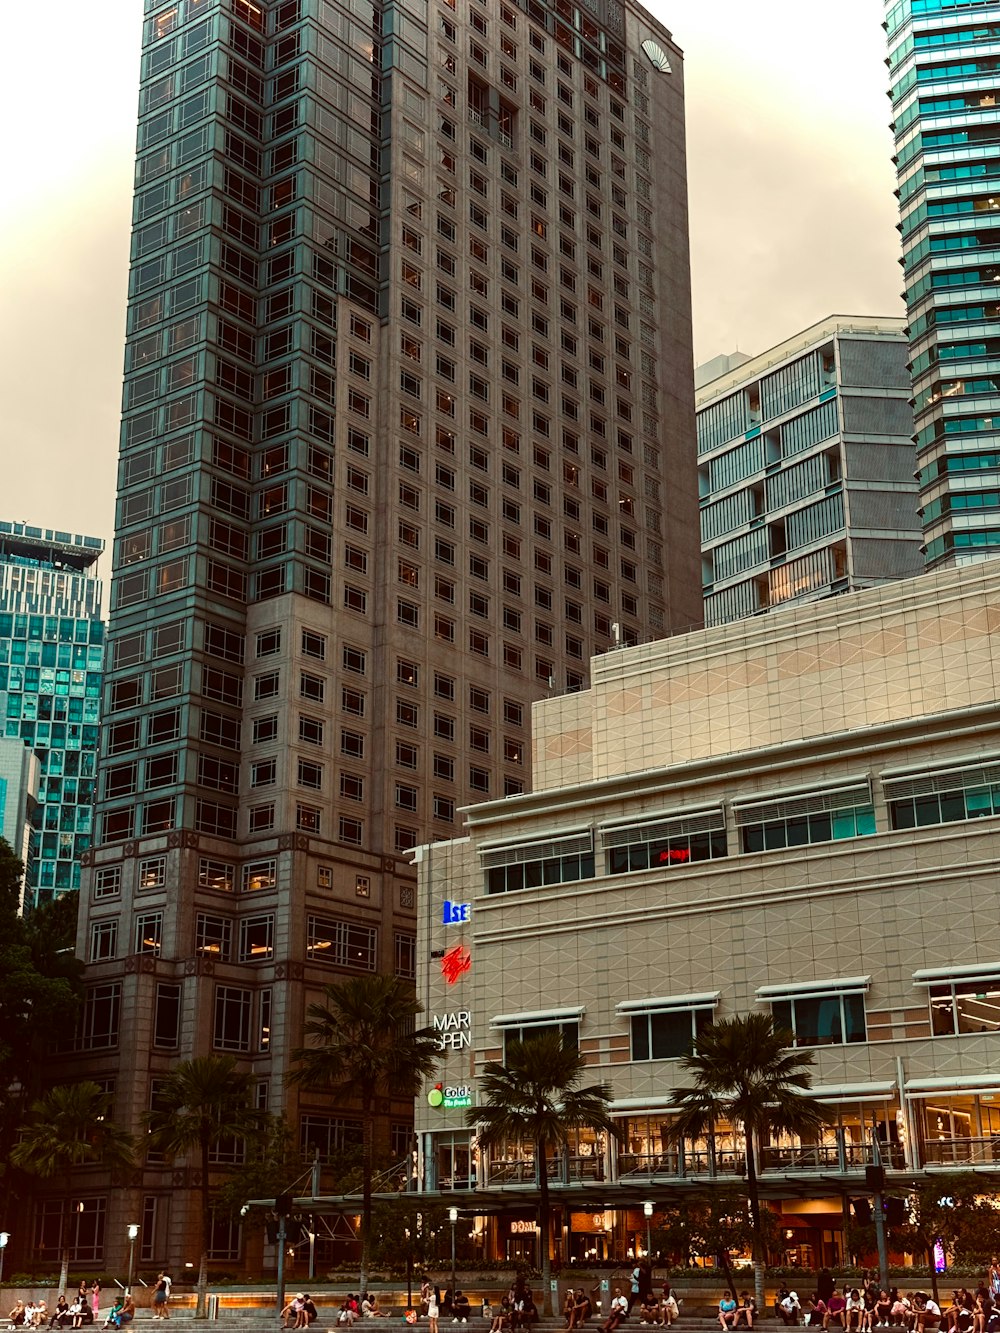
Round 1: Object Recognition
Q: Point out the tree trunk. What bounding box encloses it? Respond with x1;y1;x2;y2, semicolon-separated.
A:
58;1198;70;1298
744;1126;765;1312
537;1138;552;1316
359;1089;374;1295
196;1124;211;1318
718;1250;738;1304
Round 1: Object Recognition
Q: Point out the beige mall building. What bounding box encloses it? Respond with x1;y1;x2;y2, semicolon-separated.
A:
414;559;1000;1267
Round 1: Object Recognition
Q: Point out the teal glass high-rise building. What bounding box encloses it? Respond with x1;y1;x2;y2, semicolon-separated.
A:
0;523;105;907
887;0;1000;566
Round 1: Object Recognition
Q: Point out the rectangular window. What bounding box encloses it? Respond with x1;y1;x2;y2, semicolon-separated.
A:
153;983;182;1050
885;759;1000;832
77;983;122;1051
484;831;595;894
737;783;876;853
603;809;728;874
214;985;252;1051
929;974;1000;1036
196;914;232;960
90;919;119;962
138;856;166;889
394;931;417;981
629;1004;715;1061
763;981;868;1049
242;859;276;892
239;915;274;963
299;1114;363;1163
135;913;163;956
306;916;377;971
199;859;235;893
94;866;122;899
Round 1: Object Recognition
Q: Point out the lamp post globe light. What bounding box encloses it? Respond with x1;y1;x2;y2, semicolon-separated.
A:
0;1232;9;1288
642;1203;653;1260
448;1207;458;1296
126;1225;139;1295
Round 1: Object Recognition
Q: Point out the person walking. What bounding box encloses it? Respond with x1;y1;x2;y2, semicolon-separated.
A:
152;1274;172;1320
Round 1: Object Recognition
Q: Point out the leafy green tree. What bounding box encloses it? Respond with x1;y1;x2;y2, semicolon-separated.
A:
469;1031;619;1315
652;1188;779;1294
898;1174;1000;1301
0;840;82;1191
12;1081;135;1292
666;1014;826;1310
368;1198;449;1301
291;974;439;1294
213;1116;304;1226
144;1056;261;1318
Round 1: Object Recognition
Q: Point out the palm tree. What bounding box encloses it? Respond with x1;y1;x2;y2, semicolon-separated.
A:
665;1013;827;1310
469;1031;619;1315
12;1081;135;1294
290;973;440;1293
144;1056;260;1318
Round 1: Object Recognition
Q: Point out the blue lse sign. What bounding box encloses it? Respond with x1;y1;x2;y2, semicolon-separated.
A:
442;900;471;925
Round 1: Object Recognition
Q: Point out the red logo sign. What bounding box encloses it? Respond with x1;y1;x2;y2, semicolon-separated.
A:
441;944;472;985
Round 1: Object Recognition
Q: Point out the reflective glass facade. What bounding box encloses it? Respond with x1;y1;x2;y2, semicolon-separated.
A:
696;318;922;626
888;0;1000;565
0;523;104;906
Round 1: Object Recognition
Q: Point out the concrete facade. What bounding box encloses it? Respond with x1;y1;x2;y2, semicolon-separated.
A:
66;0;703;1279
414;561;1000;1265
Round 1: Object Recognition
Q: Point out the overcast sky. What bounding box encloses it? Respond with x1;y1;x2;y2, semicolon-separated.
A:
0;0;902;566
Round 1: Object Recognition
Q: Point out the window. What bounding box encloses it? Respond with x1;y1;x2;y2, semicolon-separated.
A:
306;917;377;971
604;809;728;874
626;999;716;1061
501;1019;579;1058
214;985;252;1051
135;913;163;956
300;1114;363;1163
926;970;1000;1036
196;914;232;960
886;758;1000;831
395;932;417;981
301;629;326;661
738;783;876;852
153;983;182;1050
90;919;119;962
138;856;166;889
239;915;274;962
253;715;278;744
199;859;235;893
484;831;595;894
76;983;122;1051
762;980;868;1048
242;859;276;892
94;866;122;899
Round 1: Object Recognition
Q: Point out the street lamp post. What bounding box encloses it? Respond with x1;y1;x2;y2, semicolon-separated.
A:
0;1232;9;1288
448;1207;458;1297
126;1225;139;1295
642;1203;653;1260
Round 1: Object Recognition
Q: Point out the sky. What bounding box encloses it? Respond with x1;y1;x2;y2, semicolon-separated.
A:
0;0;903;567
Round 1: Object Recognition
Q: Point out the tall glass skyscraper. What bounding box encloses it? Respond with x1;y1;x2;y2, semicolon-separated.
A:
887;0;1000;566
0;523;104;907
67;0;702;1274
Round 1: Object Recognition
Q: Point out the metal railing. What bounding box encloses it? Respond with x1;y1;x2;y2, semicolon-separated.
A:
923;1136;1000;1165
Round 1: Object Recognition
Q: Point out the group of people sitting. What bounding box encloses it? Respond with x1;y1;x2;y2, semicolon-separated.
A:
8;1290;132;1333
718;1293;756;1329
599;1283;680;1332
773;1275;1000;1332
333;1294;389;1325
